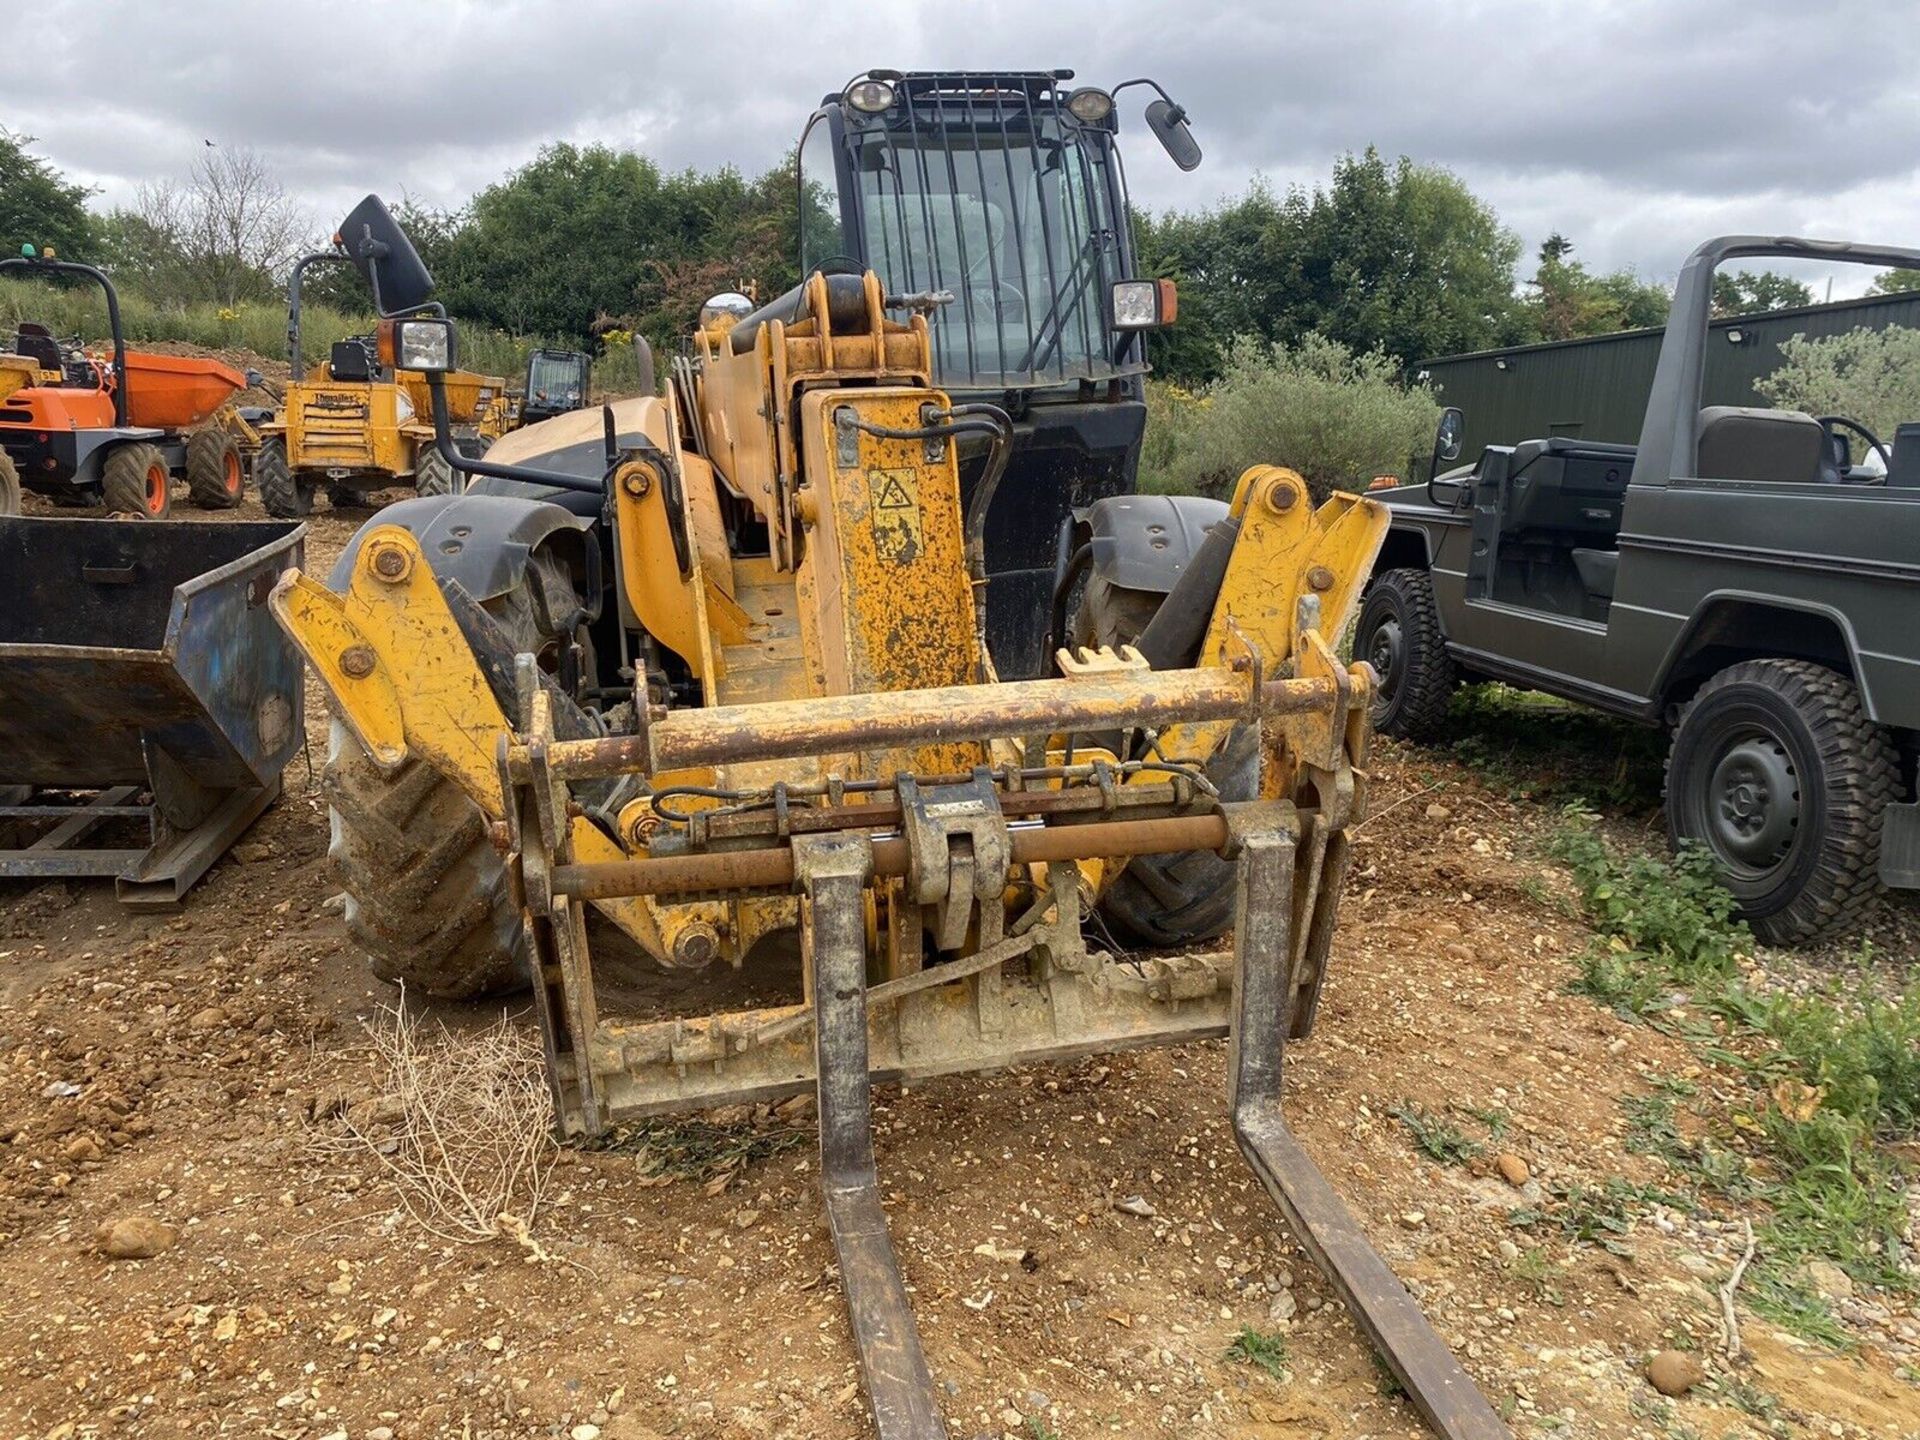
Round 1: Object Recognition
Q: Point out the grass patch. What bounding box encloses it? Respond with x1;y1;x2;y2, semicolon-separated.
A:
1507;1176;1688;1256
1551;806;1918;1343
1507;1245;1567;1306
1446;686;1666;810
1225;1326;1291;1380
1389;1101;1483;1166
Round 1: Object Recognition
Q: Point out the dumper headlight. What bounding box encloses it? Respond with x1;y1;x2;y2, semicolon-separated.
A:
1111;278;1178;330
379;317;455;373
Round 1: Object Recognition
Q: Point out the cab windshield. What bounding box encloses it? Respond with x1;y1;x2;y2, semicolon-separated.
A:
815;101;1135;390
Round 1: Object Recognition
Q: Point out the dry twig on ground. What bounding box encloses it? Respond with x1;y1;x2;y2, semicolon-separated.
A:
316;997;557;1247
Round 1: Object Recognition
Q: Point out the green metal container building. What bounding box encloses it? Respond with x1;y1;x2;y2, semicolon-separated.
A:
1411;291;1920;465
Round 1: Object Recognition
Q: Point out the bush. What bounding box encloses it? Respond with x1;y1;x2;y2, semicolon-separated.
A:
1755;325;1920;452
1139;333;1438;501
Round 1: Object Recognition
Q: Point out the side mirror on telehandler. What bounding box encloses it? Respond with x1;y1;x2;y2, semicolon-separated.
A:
334;194;435;315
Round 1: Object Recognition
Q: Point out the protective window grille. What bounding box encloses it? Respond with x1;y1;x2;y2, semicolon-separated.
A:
854;75;1136;389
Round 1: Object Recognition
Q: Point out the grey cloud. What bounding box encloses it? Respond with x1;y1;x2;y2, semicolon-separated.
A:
4;0;1915;288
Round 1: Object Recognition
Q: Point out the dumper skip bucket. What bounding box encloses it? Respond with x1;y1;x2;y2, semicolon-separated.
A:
0;518;305;903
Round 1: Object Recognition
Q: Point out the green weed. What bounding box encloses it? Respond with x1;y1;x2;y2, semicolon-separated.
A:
1389;1101;1482;1166
1225;1326;1290;1381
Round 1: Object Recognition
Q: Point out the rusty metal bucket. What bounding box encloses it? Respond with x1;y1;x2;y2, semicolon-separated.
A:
0;518;306;903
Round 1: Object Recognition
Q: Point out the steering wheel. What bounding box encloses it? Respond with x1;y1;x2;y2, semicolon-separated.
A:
1817;415;1891;481
966;278;1027;322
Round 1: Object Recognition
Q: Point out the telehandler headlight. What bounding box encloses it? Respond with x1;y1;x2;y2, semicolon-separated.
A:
379;317;456;373
1065;87;1114;124
844;78;896;114
1111;278;1178;330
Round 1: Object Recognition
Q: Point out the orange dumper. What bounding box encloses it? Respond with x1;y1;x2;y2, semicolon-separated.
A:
0;252;254;519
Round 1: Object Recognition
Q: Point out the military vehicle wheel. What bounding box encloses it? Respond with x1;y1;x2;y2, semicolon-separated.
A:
415;445;454;498
1355;568;1454;740
0;452;19;516
1068;560;1256;948
325;553;577;999
255;438;313;518
1666;659;1897;944
102;443;172;519
185;427;245;508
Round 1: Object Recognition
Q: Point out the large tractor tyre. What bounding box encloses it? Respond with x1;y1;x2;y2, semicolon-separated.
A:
0;452;20;516
1665;659;1898;945
102;443;172;520
255;438;313;518
185;427;245;509
1355;568;1455;740
1068;562;1257;948
324;552;578;999
414;445;454;498
325;721;526;1000
1095;721;1260;947
1069;571;1165;655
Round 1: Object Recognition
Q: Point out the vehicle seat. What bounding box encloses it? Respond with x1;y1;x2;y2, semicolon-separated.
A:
1886;423;1920;488
1570;547;1618;601
1697;406;1822;483
329;340;375;382
12;324;63;376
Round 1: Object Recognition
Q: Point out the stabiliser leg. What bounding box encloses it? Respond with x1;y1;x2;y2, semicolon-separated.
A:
1231;827;1509;1440
799;835;950;1440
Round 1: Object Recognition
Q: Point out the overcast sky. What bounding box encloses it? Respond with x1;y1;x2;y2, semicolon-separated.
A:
7;0;1916;298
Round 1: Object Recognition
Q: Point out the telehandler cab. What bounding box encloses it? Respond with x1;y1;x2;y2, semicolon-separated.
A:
272;76;1510;1437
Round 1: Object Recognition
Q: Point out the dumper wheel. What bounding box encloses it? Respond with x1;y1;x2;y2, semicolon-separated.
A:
255;438;312;518
102;443;172;519
325;483;368;511
0;452;19;516
415;445;454;498
186;427;245;509
1071;567;1258;948
324;558;573;999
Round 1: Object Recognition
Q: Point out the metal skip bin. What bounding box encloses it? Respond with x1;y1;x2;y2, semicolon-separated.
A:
0;518;306;904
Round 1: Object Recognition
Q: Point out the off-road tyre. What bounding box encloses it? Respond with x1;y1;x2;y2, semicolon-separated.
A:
255;438;312;518
101;442;172;519
1068;558;1255;948
1355;568;1454;740
185;427;245;509
1069;571;1164;655
0;452;19;516
1666;659;1897;945
414;445;454;498
324;552;578;999
1095;722;1259;947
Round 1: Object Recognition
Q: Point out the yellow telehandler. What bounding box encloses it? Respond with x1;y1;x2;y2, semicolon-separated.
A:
272;75;1509;1440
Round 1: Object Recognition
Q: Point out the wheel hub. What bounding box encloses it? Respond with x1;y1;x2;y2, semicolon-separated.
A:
1368;618;1402;693
1707;736;1799;866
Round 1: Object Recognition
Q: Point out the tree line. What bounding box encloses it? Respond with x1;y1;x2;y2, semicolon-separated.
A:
0;128;1899;381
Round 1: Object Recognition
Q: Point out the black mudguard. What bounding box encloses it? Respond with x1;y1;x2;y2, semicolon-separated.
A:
326;492;597;611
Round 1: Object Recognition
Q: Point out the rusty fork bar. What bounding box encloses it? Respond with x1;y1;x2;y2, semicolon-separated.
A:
1231;825;1508;1439
798;833;949;1440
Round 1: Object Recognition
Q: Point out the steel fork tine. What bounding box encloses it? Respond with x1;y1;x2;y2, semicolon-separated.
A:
800;834;950;1440
1230;822;1510;1440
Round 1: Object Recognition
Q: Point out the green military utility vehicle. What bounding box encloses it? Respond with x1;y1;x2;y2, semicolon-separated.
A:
1357;236;1920;943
